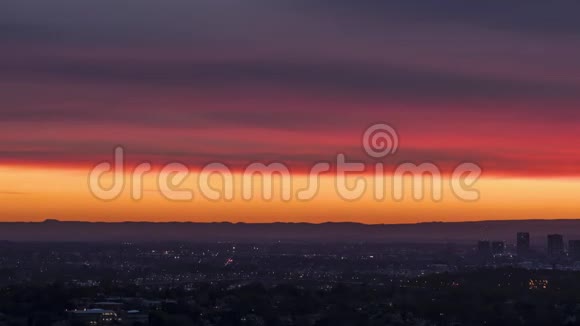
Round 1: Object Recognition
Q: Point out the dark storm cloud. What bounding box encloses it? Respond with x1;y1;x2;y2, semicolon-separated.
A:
1;141;578;177
2;57;577;101
0;108;103;122
2;0;580;92
0;23;64;42
294;1;580;36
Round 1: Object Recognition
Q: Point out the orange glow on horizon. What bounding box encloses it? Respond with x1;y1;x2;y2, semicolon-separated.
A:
1;165;578;223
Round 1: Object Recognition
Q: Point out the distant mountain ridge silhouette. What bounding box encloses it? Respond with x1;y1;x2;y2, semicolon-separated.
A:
1;219;580;244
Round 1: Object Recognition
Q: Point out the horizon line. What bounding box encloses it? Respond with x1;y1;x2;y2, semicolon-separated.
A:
3;218;580;225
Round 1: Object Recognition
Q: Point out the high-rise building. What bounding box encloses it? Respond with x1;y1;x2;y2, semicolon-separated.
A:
491;241;505;255
517;232;530;256
547;234;564;257
569;240;580;260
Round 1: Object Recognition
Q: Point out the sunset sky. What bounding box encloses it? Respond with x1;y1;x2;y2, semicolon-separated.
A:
1;1;579;223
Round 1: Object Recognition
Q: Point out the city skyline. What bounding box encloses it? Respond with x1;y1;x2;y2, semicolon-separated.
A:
2;3;580;325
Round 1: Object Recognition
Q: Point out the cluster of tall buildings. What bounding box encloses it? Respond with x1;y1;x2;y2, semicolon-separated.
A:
477;240;506;256
477;232;580;259
540;233;580;259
